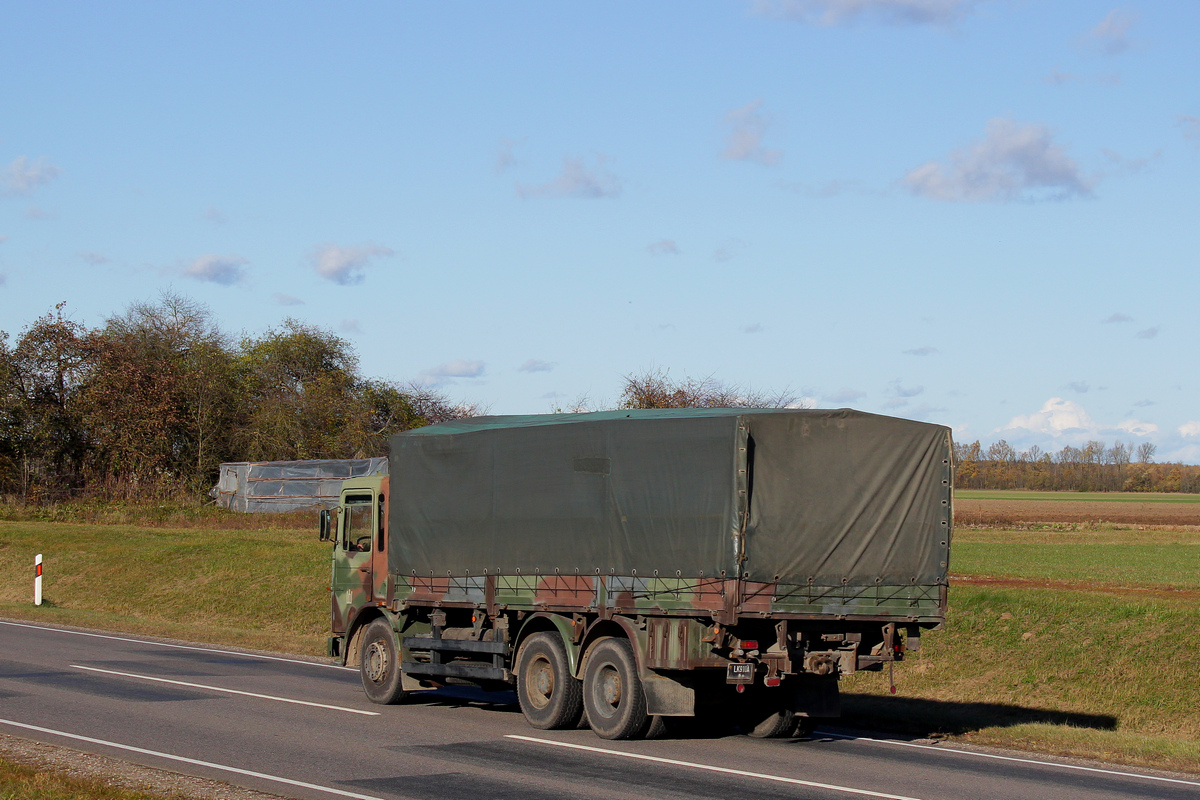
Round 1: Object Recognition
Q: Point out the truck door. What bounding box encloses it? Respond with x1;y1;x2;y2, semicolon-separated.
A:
331;491;374;633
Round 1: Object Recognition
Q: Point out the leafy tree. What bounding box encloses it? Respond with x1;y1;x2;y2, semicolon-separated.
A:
79;293;238;487
619;368;803;409
3;304;91;493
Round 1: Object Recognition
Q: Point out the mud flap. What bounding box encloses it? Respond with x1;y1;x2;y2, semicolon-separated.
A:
642;672;696;716
790;674;840;718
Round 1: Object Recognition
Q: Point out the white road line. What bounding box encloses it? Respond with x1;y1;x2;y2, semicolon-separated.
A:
0;718;385;800
71;665;379;716
506;734;925;800
0;619;356;671
819;732;1200;788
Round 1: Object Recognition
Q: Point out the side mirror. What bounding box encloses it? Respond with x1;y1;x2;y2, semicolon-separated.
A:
318;509;331;542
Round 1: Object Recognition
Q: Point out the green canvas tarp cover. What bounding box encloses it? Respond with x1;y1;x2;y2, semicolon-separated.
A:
388;408;952;588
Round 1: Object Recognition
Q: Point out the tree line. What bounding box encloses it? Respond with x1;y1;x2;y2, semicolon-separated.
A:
4;296;1196;501
0;295;477;500
954;439;1200;493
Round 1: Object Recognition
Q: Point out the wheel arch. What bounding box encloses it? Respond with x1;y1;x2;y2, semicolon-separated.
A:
342;606;397;668
577;616;647;680
513;612;580;676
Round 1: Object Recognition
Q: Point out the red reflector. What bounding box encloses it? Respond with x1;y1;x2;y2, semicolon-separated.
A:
764;676;781;687
735;684;746;694
741;640;758;650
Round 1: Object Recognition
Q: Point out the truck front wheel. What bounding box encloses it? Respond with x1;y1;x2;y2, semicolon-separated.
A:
360;619;407;704
516;632;584;729
582;638;652;740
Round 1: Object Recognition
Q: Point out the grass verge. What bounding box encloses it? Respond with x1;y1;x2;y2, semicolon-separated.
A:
0;756;179;800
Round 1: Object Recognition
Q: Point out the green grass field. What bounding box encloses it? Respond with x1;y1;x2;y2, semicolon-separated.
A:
951;529;1200;589
956;489;1200;503
2;516;1198;775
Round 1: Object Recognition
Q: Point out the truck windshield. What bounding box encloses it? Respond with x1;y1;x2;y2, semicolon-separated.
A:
344;494;372;553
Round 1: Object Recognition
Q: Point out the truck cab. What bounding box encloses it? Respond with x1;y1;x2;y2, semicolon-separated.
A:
321;476;389;652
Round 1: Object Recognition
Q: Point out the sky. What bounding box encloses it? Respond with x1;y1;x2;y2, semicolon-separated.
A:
2;1;1198;462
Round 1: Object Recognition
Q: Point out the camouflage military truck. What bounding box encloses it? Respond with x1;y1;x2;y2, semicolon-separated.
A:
322;408;952;740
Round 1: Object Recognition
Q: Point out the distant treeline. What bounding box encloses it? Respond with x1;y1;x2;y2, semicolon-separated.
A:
1;295;478;500
953;439;1200;493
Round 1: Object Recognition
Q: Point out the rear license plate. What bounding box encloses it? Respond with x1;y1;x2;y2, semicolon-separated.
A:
726;662;754;684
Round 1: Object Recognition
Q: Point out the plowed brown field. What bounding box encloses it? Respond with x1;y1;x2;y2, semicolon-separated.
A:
955;497;1200;526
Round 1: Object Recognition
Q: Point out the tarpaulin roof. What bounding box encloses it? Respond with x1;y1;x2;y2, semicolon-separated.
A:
387;409;952;588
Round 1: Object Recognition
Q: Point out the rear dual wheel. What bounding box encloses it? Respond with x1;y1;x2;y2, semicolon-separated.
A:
517;633;585;729
583;638;655;740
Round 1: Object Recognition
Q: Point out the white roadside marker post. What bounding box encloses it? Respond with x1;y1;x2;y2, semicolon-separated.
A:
35;554;42;606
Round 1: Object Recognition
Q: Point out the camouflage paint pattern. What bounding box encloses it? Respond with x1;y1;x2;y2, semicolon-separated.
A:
328;475;943;681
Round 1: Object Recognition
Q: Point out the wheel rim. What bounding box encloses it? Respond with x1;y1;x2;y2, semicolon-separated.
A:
364;639;389;685
593;662;622;718
525;654;555;710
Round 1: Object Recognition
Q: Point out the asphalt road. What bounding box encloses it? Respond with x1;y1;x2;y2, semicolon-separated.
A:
1;619;1196;800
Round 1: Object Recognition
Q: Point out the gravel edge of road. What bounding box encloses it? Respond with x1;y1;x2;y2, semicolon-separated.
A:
0;732;288;800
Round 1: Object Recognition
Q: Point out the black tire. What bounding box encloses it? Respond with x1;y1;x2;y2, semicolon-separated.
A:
516;632;584;730
360;619;407;704
740;691;796;738
746;706;796;738
583;638;652;740
791;716;818;738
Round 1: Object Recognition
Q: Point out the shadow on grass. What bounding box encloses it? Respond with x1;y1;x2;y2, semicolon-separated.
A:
840;693;1117;737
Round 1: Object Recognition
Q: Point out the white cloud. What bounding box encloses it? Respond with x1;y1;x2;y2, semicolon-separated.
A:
1102;312;1132;323
998;397;1160;447
273;293;304;306
516;156;621;199
340;319;361;334
904;118;1093;203
309;243;394;285
518;359;555;373
903;346;938;356
1084;9;1137;56
647;239;680;256
420;359;486;385
1001;397;1094;437
1066;381;1089;393
1179;422;1200;438
183;254;247;286
751;0;976;26
1117;419;1159;437
741;323;765;334
202;206;226;223
892;383;924;398
2;156;60;195
720;99;783;167
1136;326;1159;339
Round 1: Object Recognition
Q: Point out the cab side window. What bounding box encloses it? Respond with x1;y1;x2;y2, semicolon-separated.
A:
344;494;373;553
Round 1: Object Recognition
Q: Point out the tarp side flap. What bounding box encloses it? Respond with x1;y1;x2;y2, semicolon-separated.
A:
745;411;951;587
389;417;742;578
